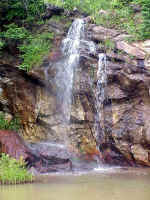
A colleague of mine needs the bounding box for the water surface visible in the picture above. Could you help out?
[1,169,150,200]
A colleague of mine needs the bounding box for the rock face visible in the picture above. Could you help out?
[0,21,150,168]
[89,24,150,166]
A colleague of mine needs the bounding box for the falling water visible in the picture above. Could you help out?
[56,19,85,123]
[56,18,96,124]
[94,53,107,144]
[55,18,97,161]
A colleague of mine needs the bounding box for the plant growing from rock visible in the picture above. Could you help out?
[0,113,21,132]
[0,153,33,184]
[19,32,54,71]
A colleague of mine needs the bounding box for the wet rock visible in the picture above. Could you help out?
[99,143,134,166]
[0,62,98,158]
[0,130,72,173]
[85,26,150,166]
[131,144,150,166]
[100,70,150,166]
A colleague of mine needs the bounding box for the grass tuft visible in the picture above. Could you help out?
[0,153,33,185]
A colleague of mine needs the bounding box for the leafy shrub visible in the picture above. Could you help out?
[0,0,45,22]
[2,23,29,40]
[0,113,21,132]
[0,23,29,53]
[0,153,33,184]
[137,0,150,39]
[19,32,54,71]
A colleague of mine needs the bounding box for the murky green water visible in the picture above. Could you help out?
[1,168,150,200]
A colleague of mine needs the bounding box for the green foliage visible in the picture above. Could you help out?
[47,0,148,41]
[0,0,149,69]
[0,113,21,131]
[104,39,115,51]
[0,0,26,21]
[0,40,5,52]
[46,0,64,7]
[19,32,54,71]
[63,0,80,10]
[2,23,29,40]
[47,0,110,13]
[0,153,33,184]
[92,0,150,41]
[112,0,133,7]
[0,0,45,22]
[136,0,150,39]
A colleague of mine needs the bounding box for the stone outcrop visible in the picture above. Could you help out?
[90,24,147,60]
[42,4,64,20]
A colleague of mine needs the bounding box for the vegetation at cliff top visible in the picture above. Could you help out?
[47,0,150,41]
[0,153,33,184]
[0,0,150,71]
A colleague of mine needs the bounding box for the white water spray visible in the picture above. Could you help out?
[55,19,85,123]
[95,53,107,143]
[56,18,96,124]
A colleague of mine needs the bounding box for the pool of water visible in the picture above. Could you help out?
[1,168,150,200]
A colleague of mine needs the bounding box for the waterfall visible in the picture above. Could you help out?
[94,53,107,144]
[53,18,98,166]
[56,18,96,124]
[55,19,85,123]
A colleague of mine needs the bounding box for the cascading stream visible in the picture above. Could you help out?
[57,18,85,123]
[95,53,107,146]
[54,18,101,167]
[55,18,96,125]
[54,18,87,149]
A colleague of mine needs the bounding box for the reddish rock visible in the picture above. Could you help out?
[0,130,29,160]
